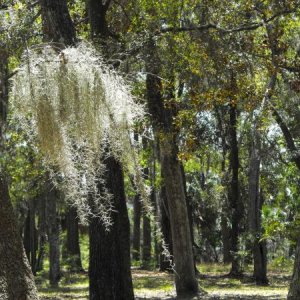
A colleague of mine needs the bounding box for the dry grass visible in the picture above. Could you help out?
[38,264,291,299]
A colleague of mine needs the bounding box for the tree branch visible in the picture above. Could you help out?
[158,8,298,35]
[271,107,300,171]
[104,0,112,10]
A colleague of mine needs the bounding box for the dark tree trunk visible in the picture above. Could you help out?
[288,235,300,300]
[89,156,134,300]
[248,133,268,285]
[228,104,243,277]
[0,49,39,300]
[142,213,152,269]
[221,214,232,264]
[145,38,198,296]
[141,167,152,268]
[132,193,141,261]
[46,182,61,287]
[65,206,82,272]
[36,194,47,272]
[272,107,300,171]
[159,184,173,272]
[23,199,38,275]
[24,207,31,263]
[151,186,160,267]
[39,0,77,45]
[86,2,135,299]
[87,0,110,39]
[0,177,39,300]
[215,106,232,264]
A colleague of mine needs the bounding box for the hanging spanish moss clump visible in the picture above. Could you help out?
[10,43,149,226]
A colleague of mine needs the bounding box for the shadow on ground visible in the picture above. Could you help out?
[38,268,290,299]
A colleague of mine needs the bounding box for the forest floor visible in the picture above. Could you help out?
[38,263,290,300]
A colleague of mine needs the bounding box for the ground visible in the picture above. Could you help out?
[37,264,290,300]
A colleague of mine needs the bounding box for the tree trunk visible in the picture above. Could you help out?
[142,213,152,269]
[65,206,83,272]
[39,0,77,45]
[0,49,39,300]
[36,193,47,272]
[151,186,160,267]
[86,2,135,299]
[228,104,243,277]
[0,177,39,300]
[160,136,198,295]
[248,133,268,285]
[39,0,77,286]
[46,181,61,287]
[132,193,141,261]
[141,167,152,268]
[272,107,300,171]
[23,199,38,275]
[215,106,232,264]
[288,235,300,300]
[221,214,232,264]
[273,109,300,298]
[24,207,31,263]
[181,164,199,272]
[89,156,134,300]
[86,0,110,39]
[145,38,198,296]
[159,184,173,271]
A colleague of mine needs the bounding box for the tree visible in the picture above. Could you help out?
[86,1,135,299]
[145,38,199,296]
[248,130,268,285]
[45,180,61,287]
[0,44,39,300]
[38,0,79,287]
[65,206,83,272]
[132,192,141,261]
[89,156,134,300]
[23,198,38,275]
[228,102,243,277]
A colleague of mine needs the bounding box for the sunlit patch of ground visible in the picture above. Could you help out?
[38,264,291,299]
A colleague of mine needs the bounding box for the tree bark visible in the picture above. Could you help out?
[65,206,83,272]
[160,136,199,295]
[145,38,198,296]
[36,192,47,272]
[272,107,300,171]
[216,107,232,264]
[132,193,141,261]
[273,109,300,297]
[89,156,134,300]
[39,0,77,45]
[87,0,110,39]
[142,213,152,268]
[46,181,61,287]
[288,235,300,300]
[86,2,135,299]
[228,104,243,277]
[142,167,152,268]
[159,184,173,271]
[0,49,39,300]
[24,207,31,264]
[248,133,268,285]
[221,214,232,264]
[23,199,38,275]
